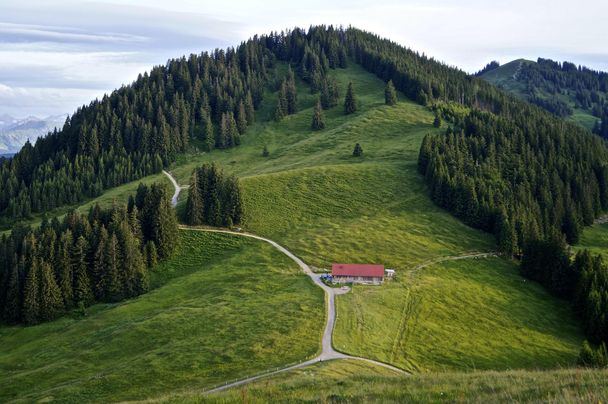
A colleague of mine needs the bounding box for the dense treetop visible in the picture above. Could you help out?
[0,182,178,325]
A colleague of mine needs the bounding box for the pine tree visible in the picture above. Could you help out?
[186,169,204,225]
[321,77,339,109]
[344,82,357,115]
[144,241,158,268]
[104,233,122,301]
[285,67,298,114]
[2,264,20,323]
[385,80,397,105]
[22,258,40,324]
[236,101,248,134]
[433,114,442,128]
[353,143,363,157]
[118,221,146,297]
[216,113,227,148]
[57,231,74,308]
[72,236,93,306]
[311,99,326,130]
[92,227,108,299]
[151,186,178,259]
[275,81,288,122]
[199,108,214,152]
[38,260,63,321]
[223,176,243,226]
[244,91,255,124]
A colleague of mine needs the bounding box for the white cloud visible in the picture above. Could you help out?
[0,22,148,43]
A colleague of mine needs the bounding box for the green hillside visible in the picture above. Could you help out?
[480,58,605,130]
[171,62,583,372]
[0,51,597,400]
[480,58,533,96]
[0,231,323,402]
[198,360,608,403]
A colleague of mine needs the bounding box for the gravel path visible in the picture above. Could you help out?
[161,170,407,393]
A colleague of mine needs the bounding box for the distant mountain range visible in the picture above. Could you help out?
[0,114,66,153]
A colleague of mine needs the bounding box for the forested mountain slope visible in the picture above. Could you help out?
[4,26,608,258]
[479,58,608,131]
[3,25,608,400]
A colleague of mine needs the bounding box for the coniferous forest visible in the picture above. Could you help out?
[0,40,266,221]
[0,183,177,325]
[185,164,243,227]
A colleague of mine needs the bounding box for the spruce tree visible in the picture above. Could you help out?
[385,80,397,105]
[150,185,178,259]
[3,264,20,323]
[353,143,363,157]
[217,113,228,149]
[285,67,298,114]
[72,236,93,306]
[118,221,146,297]
[344,82,357,115]
[236,101,248,134]
[433,114,442,128]
[57,231,74,308]
[39,261,63,321]
[244,91,255,124]
[22,258,40,324]
[92,227,108,299]
[104,233,122,301]
[311,99,326,130]
[144,241,158,268]
[186,169,204,225]
[199,108,214,151]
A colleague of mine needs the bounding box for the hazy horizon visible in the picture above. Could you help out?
[1,0,607,118]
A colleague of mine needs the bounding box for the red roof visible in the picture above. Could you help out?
[331,263,384,277]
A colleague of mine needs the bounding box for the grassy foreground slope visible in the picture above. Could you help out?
[335,258,582,372]
[0,231,323,402]
[198,360,608,403]
[169,62,583,371]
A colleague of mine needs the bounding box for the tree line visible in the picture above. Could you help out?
[520,239,608,366]
[185,164,243,227]
[0,183,178,325]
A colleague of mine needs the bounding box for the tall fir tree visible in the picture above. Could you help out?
[22,258,40,324]
[72,236,93,306]
[38,261,64,321]
[344,82,357,115]
[186,169,204,225]
[57,231,74,308]
[385,80,397,105]
[311,99,326,130]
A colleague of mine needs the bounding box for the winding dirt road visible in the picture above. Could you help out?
[164,169,501,394]
[162,170,187,207]
[163,171,408,394]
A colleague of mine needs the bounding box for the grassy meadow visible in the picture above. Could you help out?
[334,257,583,372]
[576,221,608,258]
[0,59,593,401]
[138,62,583,373]
[196,359,608,403]
[0,230,324,402]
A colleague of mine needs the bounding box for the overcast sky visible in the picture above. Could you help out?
[1,0,607,118]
